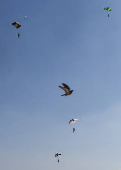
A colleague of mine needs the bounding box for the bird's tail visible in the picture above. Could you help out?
[61,94,65,96]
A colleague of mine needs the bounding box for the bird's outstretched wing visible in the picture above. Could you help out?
[59,86,69,94]
[62,83,70,90]
[59,86,67,91]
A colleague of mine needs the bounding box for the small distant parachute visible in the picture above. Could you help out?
[55,153,61,157]
[104,7,112,11]
[104,7,112,17]
[69,119,78,124]
[12,22,21,28]
[24,16,27,19]
[69,119,78,133]
[55,153,61,163]
[12,22,21,38]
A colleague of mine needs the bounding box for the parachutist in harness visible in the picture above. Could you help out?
[69,119,78,133]
[55,153,61,163]
[18,33,20,38]
[12,22,21,38]
[104,7,112,17]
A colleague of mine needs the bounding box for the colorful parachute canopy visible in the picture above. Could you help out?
[69,119,78,124]
[104,7,112,11]
[12,22,21,28]
[55,153,61,157]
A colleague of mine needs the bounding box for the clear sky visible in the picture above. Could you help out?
[1,0,121,170]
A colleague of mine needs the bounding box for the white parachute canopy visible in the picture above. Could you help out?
[69,119,78,124]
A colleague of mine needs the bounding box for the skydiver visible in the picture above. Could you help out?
[108,14,109,17]
[58,159,59,163]
[18,33,20,38]
[73,128,75,133]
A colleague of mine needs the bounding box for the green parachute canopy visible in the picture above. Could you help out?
[104,7,112,11]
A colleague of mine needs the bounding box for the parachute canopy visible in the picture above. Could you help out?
[55,153,61,157]
[69,119,78,124]
[12,22,21,28]
[104,7,112,11]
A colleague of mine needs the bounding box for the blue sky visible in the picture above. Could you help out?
[1,0,121,169]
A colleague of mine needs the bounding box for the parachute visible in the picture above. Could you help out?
[55,153,61,157]
[12,22,21,38]
[24,16,27,19]
[104,7,112,17]
[69,119,78,133]
[104,7,112,11]
[55,153,61,163]
[12,22,21,28]
[69,119,78,124]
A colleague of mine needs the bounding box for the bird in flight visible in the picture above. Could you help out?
[59,83,73,96]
